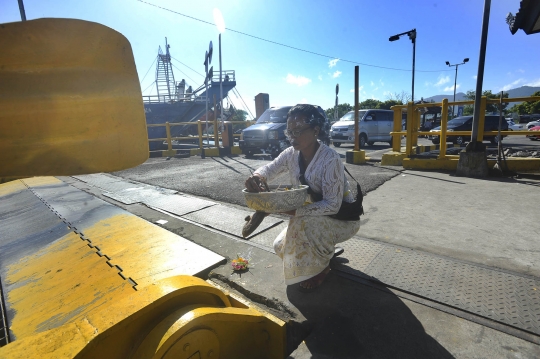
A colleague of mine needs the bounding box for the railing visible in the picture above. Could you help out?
[142,94,207,104]
[390,95,540,160]
[147,119,254,153]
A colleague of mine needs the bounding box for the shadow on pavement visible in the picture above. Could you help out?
[286,271,454,359]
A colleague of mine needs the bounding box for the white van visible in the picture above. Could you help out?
[329,109,393,147]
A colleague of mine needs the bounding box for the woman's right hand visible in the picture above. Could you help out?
[245,174,266,192]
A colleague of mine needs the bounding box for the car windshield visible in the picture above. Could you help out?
[447,118,470,126]
[256,108,290,124]
[340,111,366,121]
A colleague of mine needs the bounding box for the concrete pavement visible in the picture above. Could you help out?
[64,163,540,358]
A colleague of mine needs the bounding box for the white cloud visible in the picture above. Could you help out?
[435,75,450,87]
[318,75,323,81]
[374,87,379,91]
[286,74,311,86]
[473,75,477,80]
[332,71,342,78]
[499,78,524,91]
[300,98,308,103]
[350,85,364,93]
[518,69,525,73]
[328,58,339,68]
[525,78,540,87]
[370,81,375,86]
[443,84,460,92]
[379,79,385,86]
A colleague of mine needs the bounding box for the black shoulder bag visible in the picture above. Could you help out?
[298,156,364,221]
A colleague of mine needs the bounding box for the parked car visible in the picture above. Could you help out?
[526,119,540,129]
[527,125,540,141]
[429,115,509,145]
[239,105,330,157]
[330,109,393,148]
[506,119,526,131]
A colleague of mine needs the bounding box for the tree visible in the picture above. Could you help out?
[386,91,411,104]
[462,90,509,115]
[229,109,249,132]
[378,99,403,110]
[359,99,382,109]
[325,103,353,121]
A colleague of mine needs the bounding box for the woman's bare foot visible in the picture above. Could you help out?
[298,266,330,292]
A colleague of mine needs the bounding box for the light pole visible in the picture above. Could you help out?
[445,58,469,117]
[204,42,213,151]
[389,29,416,104]
[213,9,226,139]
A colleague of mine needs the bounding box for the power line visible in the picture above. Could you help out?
[140,54,158,85]
[137,0,452,73]
[142,80,156,95]
[233,88,254,119]
[171,56,205,78]
[171,63,197,85]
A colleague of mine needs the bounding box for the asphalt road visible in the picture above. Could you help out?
[112,152,400,208]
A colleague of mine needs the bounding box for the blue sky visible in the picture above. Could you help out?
[2,0,539,118]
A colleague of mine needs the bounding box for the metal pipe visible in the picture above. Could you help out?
[354,66,359,151]
[18,0,26,21]
[471,0,491,147]
[219,34,224,144]
[453,65,458,116]
[411,32,416,104]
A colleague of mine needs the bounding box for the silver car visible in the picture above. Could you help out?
[329,109,393,147]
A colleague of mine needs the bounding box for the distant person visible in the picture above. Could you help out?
[244,104,361,292]
[224,74,230,82]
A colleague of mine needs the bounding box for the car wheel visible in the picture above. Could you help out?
[454,136,465,145]
[431,138,440,145]
[359,134,367,148]
[367,141,374,146]
[333,142,341,147]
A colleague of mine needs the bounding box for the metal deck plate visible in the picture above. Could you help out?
[146,195,217,217]
[183,205,283,238]
[333,236,540,335]
[246,222,288,248]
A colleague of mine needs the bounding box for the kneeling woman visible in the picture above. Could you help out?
[245,104,361,291]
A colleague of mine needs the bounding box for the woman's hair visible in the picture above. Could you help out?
[287,104,330,142]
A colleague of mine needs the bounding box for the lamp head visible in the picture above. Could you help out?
[389,35,400,41]
[445,61,450,66]
[463,58,469,63]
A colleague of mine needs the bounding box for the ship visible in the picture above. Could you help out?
[143,39,237,151]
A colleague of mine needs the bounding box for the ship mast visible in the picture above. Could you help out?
[155,37,176,102]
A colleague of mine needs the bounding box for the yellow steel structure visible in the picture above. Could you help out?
[0,18,286,358]
[383,95,540,171]
[0,18,149,177]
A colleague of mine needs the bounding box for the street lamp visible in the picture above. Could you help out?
[389,29,416,104]
[445,58,469,117]
[213,8,226,138]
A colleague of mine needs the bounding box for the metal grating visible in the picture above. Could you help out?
[183,205,283,238]
[0,277,8,346]
[333,237,540,335]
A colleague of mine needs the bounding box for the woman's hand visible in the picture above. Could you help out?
[245,174,266,193]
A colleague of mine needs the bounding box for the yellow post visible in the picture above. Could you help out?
[198,120,203,149]
[213,95,219,147]
[477,96,487,143]
[412,108,419,147]
[438,98,448,160]
[406,102,414,156]
[165,122,173,152]
[392,107,401,152]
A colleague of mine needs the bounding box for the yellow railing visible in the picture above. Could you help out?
[146,120,255,153]
[390,95,540,160]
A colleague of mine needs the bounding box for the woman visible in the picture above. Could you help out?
[245,104,361,291]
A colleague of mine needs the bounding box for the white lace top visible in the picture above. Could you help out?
[254,143,355,217]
